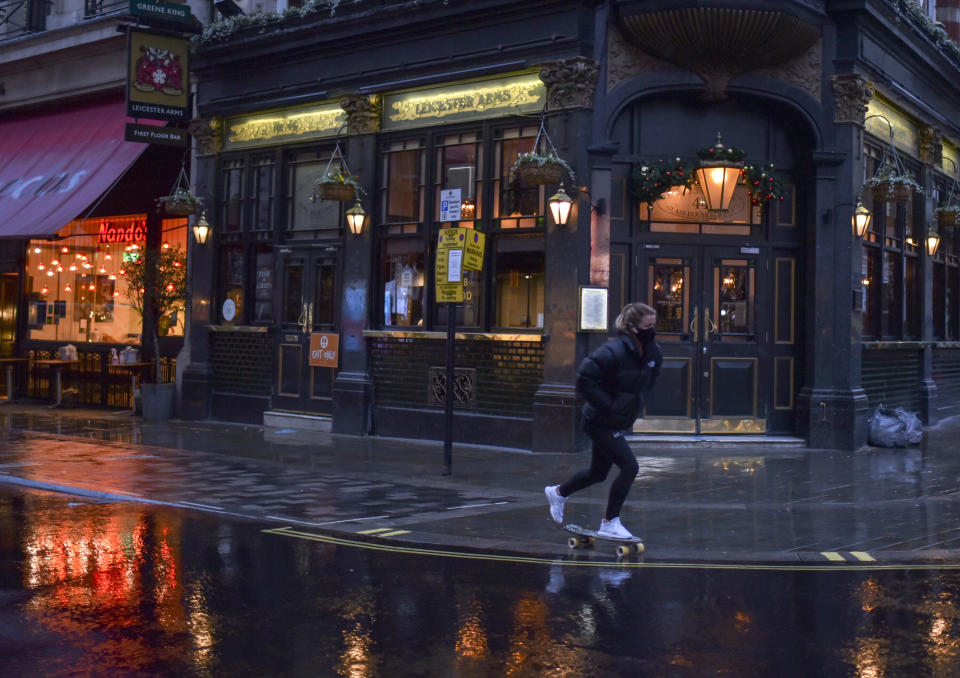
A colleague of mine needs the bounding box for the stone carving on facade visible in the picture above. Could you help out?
[607,25,675,92]
[340,94,381,134]
[831,74,873,126]
[754,39,822,103]
[918,125,943,166]
[188,118,222,156]
[539,57,599,109]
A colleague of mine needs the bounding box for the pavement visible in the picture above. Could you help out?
[2,402,960,567]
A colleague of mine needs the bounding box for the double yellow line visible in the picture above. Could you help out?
[263,526,960,572]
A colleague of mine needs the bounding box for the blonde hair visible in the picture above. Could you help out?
[615,302,656,333]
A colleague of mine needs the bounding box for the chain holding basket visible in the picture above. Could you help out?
[509,115,575,187]
[864,114,922,204]
[157,163,203,216]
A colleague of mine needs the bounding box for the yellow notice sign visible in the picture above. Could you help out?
[438,227,469,249]
[462,229,485,271]
[436,282,465,303]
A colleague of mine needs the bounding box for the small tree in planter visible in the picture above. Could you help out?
[121,244,187,418]
[865,163,922,204]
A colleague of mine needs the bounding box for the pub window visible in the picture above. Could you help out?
[220,245,245,323]
[253,246,274,323]
[250,156,275,236]
[931,177,960,340]
[220,158,245,236]
[380,238,425,327]
[286,147,342,238]
[494,235,545,329]
[383,139,425,234]
[25,215,188,344]
[495,126,542,229]
[861,147,922,340]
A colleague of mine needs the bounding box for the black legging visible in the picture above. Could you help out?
[558,418,640,520]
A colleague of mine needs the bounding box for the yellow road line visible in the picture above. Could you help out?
[850,552,876,562]
[357,528,393,535]
[262,527,960,572]
[378,530,411,537]
[821,552,845,562]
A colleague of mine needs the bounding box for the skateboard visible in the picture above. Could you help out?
[564,524,645,557]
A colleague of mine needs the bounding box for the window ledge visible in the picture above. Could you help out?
[363,330,543,342]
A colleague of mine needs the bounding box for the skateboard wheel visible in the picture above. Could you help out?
[616,545,630,558]
[586,537,595,547]
[635,543,645,554]
[568,537,580,549]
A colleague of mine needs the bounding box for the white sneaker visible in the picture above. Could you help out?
[545,485,566,524]
[597,517,634,540]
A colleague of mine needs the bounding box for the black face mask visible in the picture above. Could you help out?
[635,328,656,343]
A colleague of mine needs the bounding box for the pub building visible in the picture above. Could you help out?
[177,0,960,452]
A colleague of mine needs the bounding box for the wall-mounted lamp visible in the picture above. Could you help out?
[460,198,476,220]
[192,211,210,244]
[548,185,573,226]
[695,133,742,212]
[927,228,941,256]
[346,203,367,235]
[852,198,872,238]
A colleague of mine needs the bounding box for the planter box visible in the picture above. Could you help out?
[141,382,175,420]
[160,198,200,216]
[318,182,356,201]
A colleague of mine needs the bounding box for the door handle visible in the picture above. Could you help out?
[704,308,717,343]
[689,305,698,340]
[307,302,314,330]
[298,303,308,333]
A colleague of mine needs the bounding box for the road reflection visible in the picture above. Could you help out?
[4,488,960,677]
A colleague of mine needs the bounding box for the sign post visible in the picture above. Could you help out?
[435,227,485,475]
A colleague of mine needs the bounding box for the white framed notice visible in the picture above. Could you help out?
[579,286,608,332]
[439,188,462,222]
[447,248,463,282]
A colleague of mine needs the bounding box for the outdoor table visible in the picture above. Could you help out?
[111,361,155,414]
[0,357,26,403]
[32,359,81,408]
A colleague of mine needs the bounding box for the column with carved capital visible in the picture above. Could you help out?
[179,118,222,419]
[540,57,599,110]
[332,99,378,434]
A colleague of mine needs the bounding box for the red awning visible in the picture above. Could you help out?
[0,99,162,238]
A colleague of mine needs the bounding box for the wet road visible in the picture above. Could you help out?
[2,487,960,677]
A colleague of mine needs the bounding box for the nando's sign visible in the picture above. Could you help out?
[98,219,147,243]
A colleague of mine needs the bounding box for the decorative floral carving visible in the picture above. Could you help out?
[540,57,599,110]
[188,118,222,156]
[831,74,873,126]
[918,125,943,166]
[339,94,381,134]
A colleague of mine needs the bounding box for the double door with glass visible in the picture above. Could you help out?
[637,245,798,434]
[273,250,340,414]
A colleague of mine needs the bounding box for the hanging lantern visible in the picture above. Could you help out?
[852,198,872,238]
[695,133,743,211]
[548,185,573,226]
[345,203,367,235]
[192,211,210,245]
[927,229,941,256]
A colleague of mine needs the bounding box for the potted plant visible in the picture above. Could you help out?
[936,203,960,229]
[157,187,204,216]
[631,157,690,207]
[509,151,576,186]
[121,244,187,419]
[316,168,366,202]
[866,163,922,204]
[741,163,785,207]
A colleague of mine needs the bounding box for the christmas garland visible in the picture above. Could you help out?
[696,142,746,163]
[631,157,690,205]
[741,163,785,206]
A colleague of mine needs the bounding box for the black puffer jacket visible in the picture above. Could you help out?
[576,332,663,430]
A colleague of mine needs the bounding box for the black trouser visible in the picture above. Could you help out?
[558,418,639,521]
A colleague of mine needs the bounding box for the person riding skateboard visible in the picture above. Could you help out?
[544,302,662,539]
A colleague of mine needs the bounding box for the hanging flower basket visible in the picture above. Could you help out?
[318,181,356,202]
[937,205,960,228]
[514,157,566,185]
[508,121,577,187]
[870,181,915,204]
[157,189,203,216]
